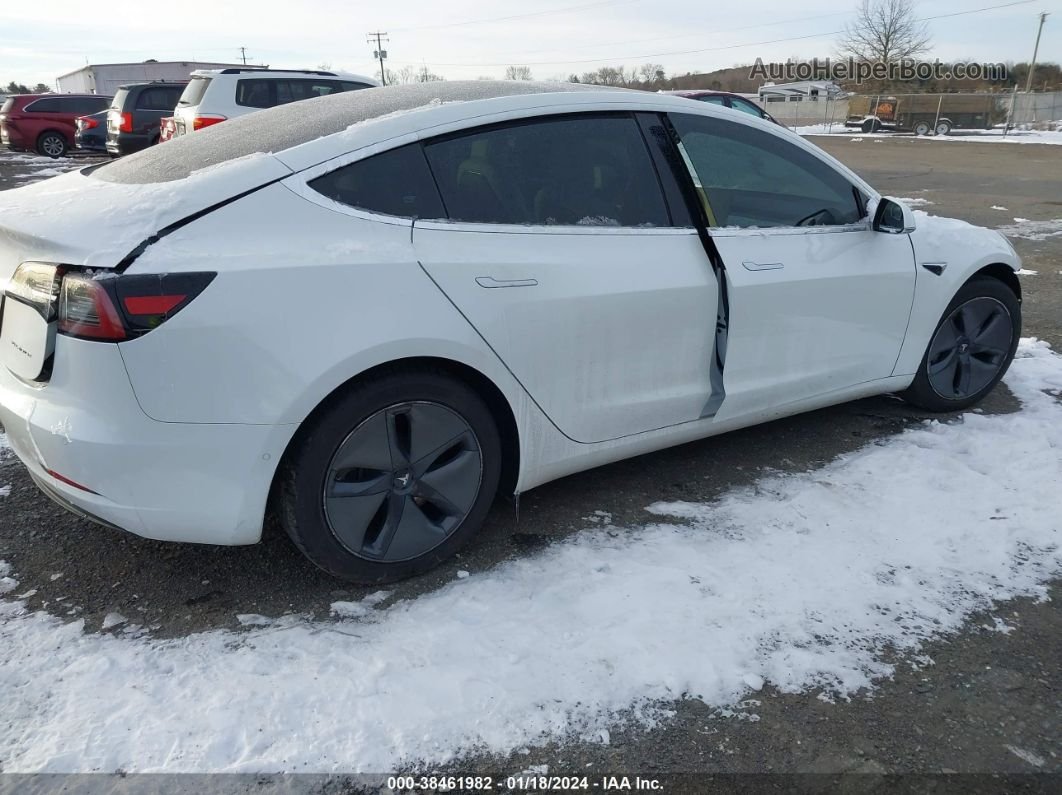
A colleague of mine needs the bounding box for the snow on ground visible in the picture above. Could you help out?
[1,340,1061,773]
[995,218,1062,242]
[795,125,1062,145]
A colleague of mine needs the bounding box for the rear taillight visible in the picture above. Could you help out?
[57,272,215,342]
[192,115,226,131]
[119,112,133,133]
[58,276,126,340]
[77,115,99,130]
[6,262,64,321]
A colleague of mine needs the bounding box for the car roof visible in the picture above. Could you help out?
[91,80,832,187]
[117,81,188,90]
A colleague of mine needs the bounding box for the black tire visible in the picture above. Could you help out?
[934,120,953,136]
[861,118,881,133]
[36,131,67,158]
[900,276,1021,412]
[913,121,931,136]
[278,368,502,583]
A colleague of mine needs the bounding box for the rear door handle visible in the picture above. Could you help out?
[742,261,784,271]
[475,276,539,288]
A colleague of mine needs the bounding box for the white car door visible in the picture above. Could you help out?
[413,113,723,444]
[667,112,917,420]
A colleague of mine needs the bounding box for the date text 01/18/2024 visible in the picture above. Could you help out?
[386,775,664,791]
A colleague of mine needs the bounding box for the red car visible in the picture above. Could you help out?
[158,116,177,143]
[665,90,782,126]
[0,93,112,157]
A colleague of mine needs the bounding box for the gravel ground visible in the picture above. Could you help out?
[0,138,1059,785]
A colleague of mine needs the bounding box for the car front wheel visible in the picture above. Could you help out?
[278,369,502,583]
[37,131,67,158]
[901,276,1021,412]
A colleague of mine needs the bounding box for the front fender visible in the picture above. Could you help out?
[892,213,1020,376]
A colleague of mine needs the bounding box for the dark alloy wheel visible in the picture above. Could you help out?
[279,369,502,583]
[901,276,1021,412]
[324,401,483,563]
[926,297,1012,400]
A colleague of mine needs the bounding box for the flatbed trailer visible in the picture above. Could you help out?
[845,94,1007,135]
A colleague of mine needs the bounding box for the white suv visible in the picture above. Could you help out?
[172,68,379,137]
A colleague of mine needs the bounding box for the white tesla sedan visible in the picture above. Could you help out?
[0,82,1021,583]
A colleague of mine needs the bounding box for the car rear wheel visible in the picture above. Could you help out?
[900,276,1020,412]
[861,119,882,133]
[37,131,67,158]
[913,121,931,136]
[934,120,953,136]
[278,369,502,583]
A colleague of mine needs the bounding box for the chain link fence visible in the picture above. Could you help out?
[748,92,1062,133]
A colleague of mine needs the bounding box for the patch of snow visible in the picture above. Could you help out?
[456,570,470,580]
[100,612,127,630]
[1017,269,1038,276]
[996,218,1062,242]
[329,590,392,619]
[0,485,10,498]
[982,616,1015,634]
[1,340,1061,772]
[991,206,1009,211]
[1004,744,1045,767]
[797,127,1062,145]
[235,614,272,627]
[895,197,933,207]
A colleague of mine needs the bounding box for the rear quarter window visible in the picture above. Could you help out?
[308,143,445,219]
[24,97,62,113]
[112,89,130,111]
[0,98,14,114]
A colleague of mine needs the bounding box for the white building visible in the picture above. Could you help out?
[55,60,255,95]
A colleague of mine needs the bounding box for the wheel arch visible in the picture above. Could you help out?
[973,262,1021,302]
[269,355,521,511]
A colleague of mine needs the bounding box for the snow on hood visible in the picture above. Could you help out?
[0,152,290,279]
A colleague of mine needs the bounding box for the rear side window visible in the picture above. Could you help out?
[422,114,670,227]
[24,97,62,113]
[698,96,727,106]
[730,97,767,118]
[236,79,275,108]
[111,89,130,111]
[178,77,212,106]
[308,143,445,219]
[137,88,181,110]
[237,78,369,108]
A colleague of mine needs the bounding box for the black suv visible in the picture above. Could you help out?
[106,82,186,156]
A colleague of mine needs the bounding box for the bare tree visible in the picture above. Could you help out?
[386,65,445,84]
[638,63,667,87]
[838,0,931,62]
[505,65,534,80]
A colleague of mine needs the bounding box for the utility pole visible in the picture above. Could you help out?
[239,46,251,66]
[367,32,389,85]
[1024,12,1049,93]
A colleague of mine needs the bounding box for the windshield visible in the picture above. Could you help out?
[178,77,211,107]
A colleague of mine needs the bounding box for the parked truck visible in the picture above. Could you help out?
[845,93,1008,135]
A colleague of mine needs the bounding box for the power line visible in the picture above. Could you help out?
[238,46,252,66]
[389,0,638,33]
[398,0,1038,69]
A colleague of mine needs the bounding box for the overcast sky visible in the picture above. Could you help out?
[1,0,1057,87]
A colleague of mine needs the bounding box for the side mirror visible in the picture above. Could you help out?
[873,197,916,234]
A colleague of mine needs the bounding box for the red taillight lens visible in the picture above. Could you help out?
[56,271,215,342]
[192,115,226,131]
[77,115,98,130]
[119,112,133,133]
[58,275,127,340]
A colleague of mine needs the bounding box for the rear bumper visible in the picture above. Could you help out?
[106,132,152,156]
[0,335,295,545]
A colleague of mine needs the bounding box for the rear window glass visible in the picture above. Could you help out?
[178,77,211,107]
[111,89,130,111]
[309,143,445,219]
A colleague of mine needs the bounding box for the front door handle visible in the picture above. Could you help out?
[475,276,539,288]
[742,261,784,272]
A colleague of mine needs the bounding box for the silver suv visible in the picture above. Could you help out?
[172,68,379,137]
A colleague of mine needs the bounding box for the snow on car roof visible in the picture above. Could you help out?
[90,81,604,185]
